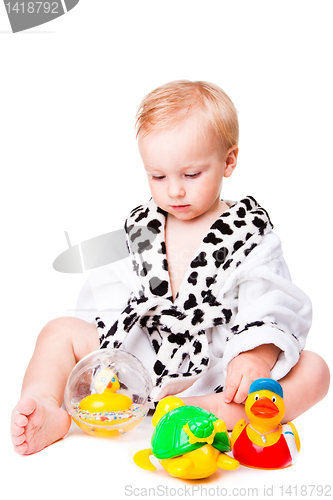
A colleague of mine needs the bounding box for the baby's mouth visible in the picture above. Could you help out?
[171,205,190,211]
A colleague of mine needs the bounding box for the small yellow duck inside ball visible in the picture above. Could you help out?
[64,348,152,438]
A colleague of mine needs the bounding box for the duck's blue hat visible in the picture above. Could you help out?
[249,378,283,398]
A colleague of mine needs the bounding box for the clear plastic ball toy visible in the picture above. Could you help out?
[64,348,153,438]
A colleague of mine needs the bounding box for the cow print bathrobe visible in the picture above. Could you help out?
[77,196,311,402]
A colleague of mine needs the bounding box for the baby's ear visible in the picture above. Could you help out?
[224,146,238,177]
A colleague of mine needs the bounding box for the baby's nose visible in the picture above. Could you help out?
[168,180,185,198]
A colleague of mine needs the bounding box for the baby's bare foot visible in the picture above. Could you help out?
[182,393,246,431]
[11,397,71,455]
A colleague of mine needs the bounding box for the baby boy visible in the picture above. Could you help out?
[11,80,329,455]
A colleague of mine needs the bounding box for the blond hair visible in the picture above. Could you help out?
[136,80,239,150]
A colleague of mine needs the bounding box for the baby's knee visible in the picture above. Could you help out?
[38,317,95,345]
[37,317,99,359]
[38,317,77,341]
[300,350,330,400]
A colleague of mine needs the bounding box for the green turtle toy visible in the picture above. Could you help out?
[133,397,239,479]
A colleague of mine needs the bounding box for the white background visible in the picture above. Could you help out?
[1,1,332,498]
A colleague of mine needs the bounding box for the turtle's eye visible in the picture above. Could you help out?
[254,394,259,401]
[272,396,277,403]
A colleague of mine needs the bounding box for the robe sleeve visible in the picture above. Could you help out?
[221,232,312,380]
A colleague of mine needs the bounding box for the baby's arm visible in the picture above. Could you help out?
[224,344,281,404]
[221,233,312,405]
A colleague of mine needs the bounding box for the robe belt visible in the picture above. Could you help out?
[138,300,228,337]
[112,297,230,385]
[98,295,228,400]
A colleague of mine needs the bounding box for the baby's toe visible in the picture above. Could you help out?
[12,423,25,437]
[15,413,28,427]
[12,433,26,446]
[16,397,37,416]
[14,441,28,455]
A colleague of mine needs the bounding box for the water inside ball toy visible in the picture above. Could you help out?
[64,348,152,438]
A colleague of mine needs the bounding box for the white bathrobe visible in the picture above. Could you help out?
[76,196,311,401]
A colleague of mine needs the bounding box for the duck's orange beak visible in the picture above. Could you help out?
[250,397,279,418]
[107,381,113,389]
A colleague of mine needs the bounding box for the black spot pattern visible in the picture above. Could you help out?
[184,293,198,310]
[211,219,234,235]
[135,207,149,222]
[137,239,153,254]
[191,252,208,268]
[213,247,229,268]
[154,360,167,376]
[232,241,244,254]
[167,333,187,346]
[147,219,162,234]
[149,277,169,296]
[253,216,267,235]
[188,271,198,285]
[141,261,152,276]
[234,219,247,228]
[206,275,217,287]
[203,232,223,245]
[192,309,204,325]
[193,340,203,355]
[237,207,246,218]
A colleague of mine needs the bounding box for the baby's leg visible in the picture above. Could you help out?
[276,350,330,422]
[11,317,99,455]
[182,350,330,429]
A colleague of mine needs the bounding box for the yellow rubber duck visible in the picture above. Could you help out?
[134,397,239,480]
[79,369,132,413]
[231,378,300,469]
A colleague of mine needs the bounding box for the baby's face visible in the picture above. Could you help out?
[138,116,237,221]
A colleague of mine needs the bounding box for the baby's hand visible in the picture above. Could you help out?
[224,344,280,404]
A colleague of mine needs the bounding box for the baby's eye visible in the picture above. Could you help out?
[152,175,165,180]
[185,172,201,178]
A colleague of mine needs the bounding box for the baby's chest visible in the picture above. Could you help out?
[165,231,203,298]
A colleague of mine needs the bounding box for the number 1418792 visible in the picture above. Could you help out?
[5,2,60,14]
[279,485,331,496]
